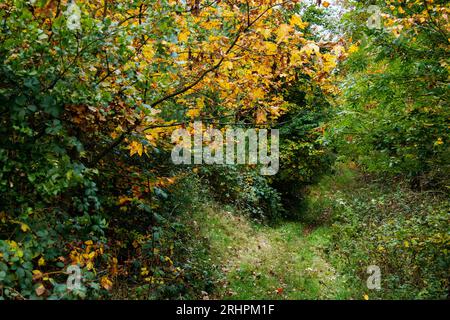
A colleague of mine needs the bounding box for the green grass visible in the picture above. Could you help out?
[193,205,352,299]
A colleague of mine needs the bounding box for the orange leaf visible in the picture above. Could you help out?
[256,109,267,124]
[129,141,144,157]
[101,276,113,290]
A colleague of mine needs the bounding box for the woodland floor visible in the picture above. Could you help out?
[193,206,353,300]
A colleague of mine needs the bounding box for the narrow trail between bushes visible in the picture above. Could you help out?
[195,206,349,299]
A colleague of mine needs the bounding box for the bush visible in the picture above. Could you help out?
[305,164,450,299]
[332,0,450,190]
[199,165,283,222]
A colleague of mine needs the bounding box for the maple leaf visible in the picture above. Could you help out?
[129,141,144,157]
[290,15,308,29]
[276,24,292,43]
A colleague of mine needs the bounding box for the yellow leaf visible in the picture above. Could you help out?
[142,43,155,60]
[222,60,233,70]
[20,223,30,233]
[6,240,18,248]
[269,106,281,118]
[196,97,205,109]
[101,276,113,290]
[257,27,272,39]
[290,49,303,66]
[348,44,359,54]
[256,109,267,124]
[404,241,410,248]
[264,41,278,55]
[187,108,201,119]
[276,24,292,43]
[32,270,43,281]
[84,240,93,245]
[289,15,308,29]
[118,196,132,206]
[252,87,265,100]
[129,141,144,157]
[201,20,220,30]
[363,294,369,300]
[38,257,46,266]
[178,30,190,43]
[322,1,330,8]
[141,267,149,276]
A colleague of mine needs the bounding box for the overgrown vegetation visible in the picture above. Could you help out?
[304,163,449,299]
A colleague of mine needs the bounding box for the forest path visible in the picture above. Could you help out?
[194,206,348,299]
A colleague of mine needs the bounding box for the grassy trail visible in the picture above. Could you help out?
[194,206,351,299]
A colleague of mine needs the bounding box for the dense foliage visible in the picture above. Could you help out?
[0,0,448,300]
[304,164,449,299]
[332,0,449,189]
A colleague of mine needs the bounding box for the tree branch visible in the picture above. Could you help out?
[89,0,292,165]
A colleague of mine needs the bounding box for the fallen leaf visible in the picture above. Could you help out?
[35,284,46,296]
